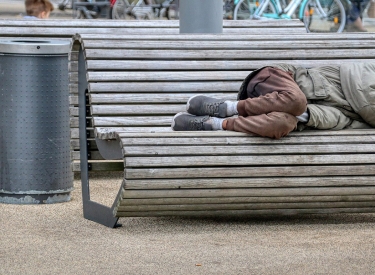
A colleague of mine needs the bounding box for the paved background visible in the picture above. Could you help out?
[1,0,375,30]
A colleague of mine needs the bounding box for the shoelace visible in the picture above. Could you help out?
[204,102,222,116]
[188,117,205,130]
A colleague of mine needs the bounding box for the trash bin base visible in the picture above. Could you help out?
[0,190,72,204]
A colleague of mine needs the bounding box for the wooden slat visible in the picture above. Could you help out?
[89,82,241,92]
[119,134,375,145]
[89,93,236,104]
[86,59,374,71]
[89,128,375,142]
[0,26,307,37]
[119,195,375,205]
[93,116,173,126]
[117,201,375,212]
[124,176,375,190]
[87,71,247,82]
[123,144,375,156]
[125,165,375,179]
[125,154,375,167]
[84,49,375,60]
[0,19,305,28]
[95,127,173,140]
[115,207,375,217]
[91,105,183,115]
[117,129,375,138]
[82,40,375,49]
[79,33,375,41]
[71,128,94,139]
[121,186,375,199]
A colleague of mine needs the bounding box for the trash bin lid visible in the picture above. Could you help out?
[0,39,70,55]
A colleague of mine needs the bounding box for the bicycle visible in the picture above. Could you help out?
[75,0,107,18]
[58,0,112,18]
[233,0,349,33]
[111,0,178,20]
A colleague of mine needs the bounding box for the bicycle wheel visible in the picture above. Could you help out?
[233,0,259,20]
[301,0,346,32]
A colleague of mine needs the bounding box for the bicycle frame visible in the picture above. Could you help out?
[237,0,349,33]
[254,0,309,19]
[255,0,350,22]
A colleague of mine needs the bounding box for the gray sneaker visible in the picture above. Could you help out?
[171,112,213,131]
[187,95,228,117]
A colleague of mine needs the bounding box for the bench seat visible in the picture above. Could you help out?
[70,32,375,227]
[113,130,375,217]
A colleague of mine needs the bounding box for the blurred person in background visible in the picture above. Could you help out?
[346,0,370,32]
[24,0,54,19]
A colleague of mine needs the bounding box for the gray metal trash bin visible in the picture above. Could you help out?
[0,40,73,204]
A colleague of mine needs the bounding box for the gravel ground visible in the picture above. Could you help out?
[1,171,375,275]
[0,0,375,31]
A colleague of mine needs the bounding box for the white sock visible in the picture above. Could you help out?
[225,101,238,116]
[296,111,309,123]
[208,117,224,130]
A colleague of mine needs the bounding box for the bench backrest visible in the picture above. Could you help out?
[0,19,306,38]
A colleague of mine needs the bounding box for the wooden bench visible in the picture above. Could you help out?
[70,32,375,227]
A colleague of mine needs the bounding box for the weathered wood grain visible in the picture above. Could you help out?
[117,201,375,212]
[124,176,375,190]
[125,154,375,167]
[118,195,375,205]
[86,71,247,82]
[81,40,375,49]
[0,19,305,28]
[89,82,241,93]
[115,208,375,217]
[123,144,375,156]
[78,33,375,41]
[125,165,375,179]
[121,186,375,199]
[0,27,307,36]
[84,48,375,60]
[86,59,372,71]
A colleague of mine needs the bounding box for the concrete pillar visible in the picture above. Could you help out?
[179,0,223,34]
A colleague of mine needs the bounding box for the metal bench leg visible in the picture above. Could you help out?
[78,47,119,228]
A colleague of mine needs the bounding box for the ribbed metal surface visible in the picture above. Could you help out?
[0,40,73,204]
